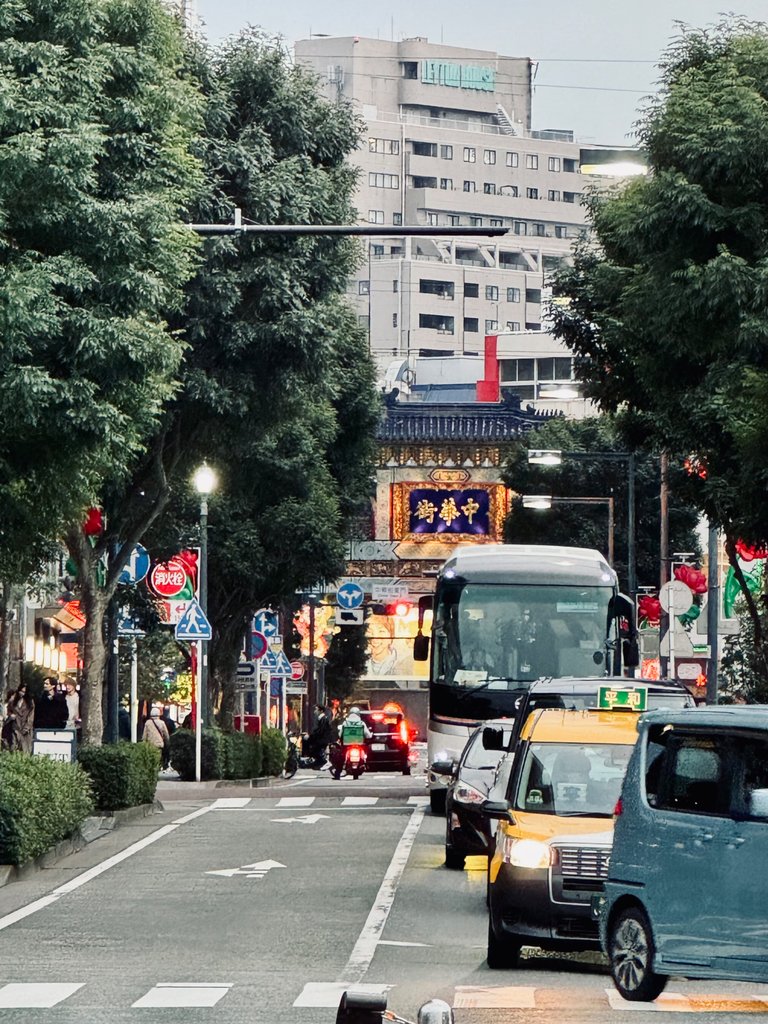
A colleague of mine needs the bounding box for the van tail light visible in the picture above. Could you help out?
[399,720,409,744]
[614,797,623,817]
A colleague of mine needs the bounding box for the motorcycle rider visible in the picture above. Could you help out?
[305,704,334,769]
[330,706,372,779]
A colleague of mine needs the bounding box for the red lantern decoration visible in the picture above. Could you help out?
[82,507,103,536]
[735,539,768,562]
[674,563,707,594]
[637,595,662,626]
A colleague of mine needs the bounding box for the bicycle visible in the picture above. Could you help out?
[281,733,300,779]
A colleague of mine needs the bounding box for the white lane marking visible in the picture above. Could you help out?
[133,983,232,1008]
[378,940,431,947]
[211,798,251,808]
[454,986,537,1009]
[606,989,759,1012]
[206,859,285,879]
[51,824,180,895]
[293,982,392,1008]
[408,796,429,806]
[0,895,60,934]
[342,797,378,806]
[336,805,425,985]
[277,796,315,807]
[173,806,215,824]
[271,814,330,824]
[0,983,84,1008]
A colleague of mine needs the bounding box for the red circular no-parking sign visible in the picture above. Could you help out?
[148,557,188,598]
[290,660,305,681]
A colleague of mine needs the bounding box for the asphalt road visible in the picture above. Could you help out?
[0,757,765,1024]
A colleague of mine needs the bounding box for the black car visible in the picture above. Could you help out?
[359,709,412,774]
[482,675,695,758]
[437,718,517,870]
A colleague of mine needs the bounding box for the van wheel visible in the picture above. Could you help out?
[487,916,521,969]
[430,789,446,815]
[609,907,668,1002]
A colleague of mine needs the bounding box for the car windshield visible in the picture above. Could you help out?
[514,741,634,816]
[464,726,515,770]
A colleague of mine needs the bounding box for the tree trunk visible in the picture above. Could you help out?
[0,581,15,695]
[211,612,249,731]
[79,585,109,745]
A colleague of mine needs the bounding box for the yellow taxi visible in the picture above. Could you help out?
[484,701,641,968]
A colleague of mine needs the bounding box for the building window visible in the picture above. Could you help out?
[470,216,483,227]
[485,285,499,301]
[490,218,503,226]
[392,313,398,327]
[463,147,476,163]
[526,322,541,331]
[448,214,460,225]
[563,191,580,203]
[507,287,521,302]
[393,212,403,225]
[513,221,527,235]
[463,180,476,192]
[464,317,479,333]
[401,61,418,79]
[413,175,438,189]
[369,138,400,155]
[526,154,539,169]
[548,156,561,172]
[358,281,370,295]
[371,244,384,256]
[538,356,573,381]
[413,141,438,157]
[440,178,453,190]
[358,314,370,328]
[390,246,402,256]
[440,144,453,159]
[501,185,519,198]
[564,158,578,172]
[419,279,455,299]
[485,319,499,333]
[548,189,561,201]
[526,288,542,304]
[533,222,546,236]
[393,280,399,292]
[506,152,519,168]
[505,321,521,331]
[419,313,455,333]
[368,210,384,224]
[369,172,400,188]
[555,225,568,238]
[483,182,496,194]
[427,212,439,225]
[527,187,539,199]
[483,149,497,165]
[465,282,479,298]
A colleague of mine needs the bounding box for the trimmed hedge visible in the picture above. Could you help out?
[0,752,94,866]
[261,728,287,777]
[79,742,160,811]
[169,728,276,781]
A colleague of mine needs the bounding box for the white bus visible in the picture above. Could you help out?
[414,544,637,812]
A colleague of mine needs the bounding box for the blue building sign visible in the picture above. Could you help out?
[408,488,491,537]
[421,60,495,92]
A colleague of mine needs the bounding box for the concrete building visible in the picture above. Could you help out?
[295,36,589,375]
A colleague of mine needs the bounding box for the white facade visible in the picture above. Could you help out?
[295,36,589,374]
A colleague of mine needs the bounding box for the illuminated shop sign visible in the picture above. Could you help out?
[421,60,495,92]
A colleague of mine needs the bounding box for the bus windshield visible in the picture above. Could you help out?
[433,582,612,689]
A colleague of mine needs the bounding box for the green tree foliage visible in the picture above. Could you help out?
[503,417,700,590]
[324,623,369,704]
[550,18,768,658]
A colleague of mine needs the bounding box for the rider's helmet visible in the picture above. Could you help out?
[349,706,361,716]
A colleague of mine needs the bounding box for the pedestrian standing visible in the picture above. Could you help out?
[5,683,35,753]
[35,677,67,730]
[142,706,171,768]
[63,678,80,730]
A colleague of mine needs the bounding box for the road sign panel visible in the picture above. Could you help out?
[336,607,365,625]
[261,649,277,670]
[117,609,146,637]
[119,544,151,586]
[251,631,268,659]
[337,581,364,609]
[253,609,279,637]
[174,598,212,641]
[273,651,292,677]
[149,557,188,598]
[371,582,409,601]
[290,660,304,681]
[236,661,258,679]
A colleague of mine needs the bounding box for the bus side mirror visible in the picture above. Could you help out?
[623,637,640,669]
[414,633,430,662]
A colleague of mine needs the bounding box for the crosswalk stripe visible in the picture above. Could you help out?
[454,985,537,1009]
[293,982,392,1008]
[0,983,84,1008]
[408,796,429,806]
[132,983,232,1008]
[211,798,251,808]
[276,796,315,807]
[341,796,379,806]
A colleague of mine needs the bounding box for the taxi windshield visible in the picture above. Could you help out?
[514,741,634,817]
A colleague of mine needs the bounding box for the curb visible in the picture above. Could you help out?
[0,799,164,889]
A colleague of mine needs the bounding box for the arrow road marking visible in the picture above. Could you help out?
[206,860,285,880]
[271,814,330,824]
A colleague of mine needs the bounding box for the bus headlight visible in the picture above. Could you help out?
[502,837,552,869]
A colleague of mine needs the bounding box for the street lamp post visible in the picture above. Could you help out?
[521,495,615,566]
[527,449,636,598]
[193,464,217,781]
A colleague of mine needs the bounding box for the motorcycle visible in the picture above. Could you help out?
[331,742,368,780]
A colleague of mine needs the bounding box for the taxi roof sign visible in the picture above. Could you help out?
[598,685,648,712]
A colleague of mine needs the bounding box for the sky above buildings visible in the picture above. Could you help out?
[194,1,768,145]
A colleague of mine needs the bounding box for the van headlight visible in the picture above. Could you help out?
[502,837,552,869]
[453,782,485,805]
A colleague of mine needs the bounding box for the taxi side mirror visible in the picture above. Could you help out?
[481,798,511,820]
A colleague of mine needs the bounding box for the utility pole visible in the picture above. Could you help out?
[706,524,720,704]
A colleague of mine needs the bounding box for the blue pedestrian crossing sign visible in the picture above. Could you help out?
[337,582,364,609]
[175,598,212,641]
[253,609,279,637]
[261,649,278,671]
[273,651,293,677]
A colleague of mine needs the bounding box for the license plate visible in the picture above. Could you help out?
[371,743,386,751]
[591,893,605,921]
